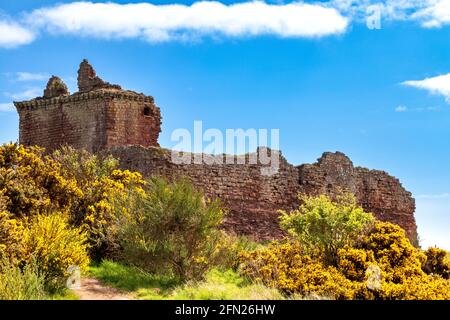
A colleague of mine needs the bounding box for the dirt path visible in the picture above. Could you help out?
[72,278,134,300]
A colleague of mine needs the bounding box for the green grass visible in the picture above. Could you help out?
[48,289,79,300]
[163,269,284,300]
[89,260,178,295]
[89,260,283,300]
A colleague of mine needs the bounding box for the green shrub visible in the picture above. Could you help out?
[0,257,47,300]
[279,192,374,265]
[119,177,224,281]
[211,232,260,271]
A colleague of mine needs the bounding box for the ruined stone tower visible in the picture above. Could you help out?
[13,60,418,243]
[14,59,161,153]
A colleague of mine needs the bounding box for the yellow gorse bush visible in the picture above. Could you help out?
[240,220,450,300]
[0,144,145,257]
[239,241,373,299]
[241,193,450,300]
[0,144,83,217]
[337,246,375,281]
[423,247,450,279]
[51,147,145,257]
[0,190,25,265]
[23,213,90,289]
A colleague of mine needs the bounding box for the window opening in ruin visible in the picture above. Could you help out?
[144,106,152,116]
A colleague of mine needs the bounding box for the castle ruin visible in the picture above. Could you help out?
[15,60,161,153]
[14,60,418,243]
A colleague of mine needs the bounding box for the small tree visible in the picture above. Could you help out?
[279,192,374,265]
[119,177,224,281]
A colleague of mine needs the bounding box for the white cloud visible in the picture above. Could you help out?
[402,73,450,103]
[15,72,48,82]
[1,1,450,48]
[0,20,35,48]
[0,103,15,112]
[395,105,408,112]
[26,1,349,42]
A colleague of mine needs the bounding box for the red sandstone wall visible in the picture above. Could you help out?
[109,146,418,243]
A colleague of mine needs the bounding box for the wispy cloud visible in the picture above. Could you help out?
[395,105,441,112]
[402,73,450,103]
[0,19,35,48]
[15,72,48,82]
[5,88,41,101]
[0,103,15,112]
[329,0,450,27]
[395,105,408,112]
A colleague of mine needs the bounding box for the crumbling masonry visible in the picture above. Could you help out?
[14,60,418,243]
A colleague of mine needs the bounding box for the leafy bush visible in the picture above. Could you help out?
[119,177,224,281]
[23,213,90,290]
[279,192,374,265]
[211,232,260,271]
[0,257,47,300]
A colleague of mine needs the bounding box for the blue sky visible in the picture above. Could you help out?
[1,0,450,249]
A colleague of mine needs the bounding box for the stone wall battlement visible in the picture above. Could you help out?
[15,89,155,110]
